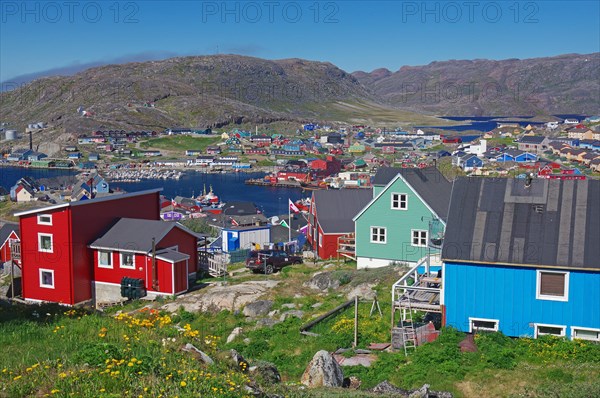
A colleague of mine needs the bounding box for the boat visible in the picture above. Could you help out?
[195,185,225,213]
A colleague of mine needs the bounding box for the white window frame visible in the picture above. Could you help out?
[411,229,428,247]
[370,226,386,244]
[39,268,55,289]
[318,234,323,247]
[391,193,408,210]
[534,323,566,338]
[97,250,113,269]
[536,270,569,302]
[37,214,52,225]
[469,317,499,333]
[571,326,600,342]
[38,233,53,253]
[119,252,135,269]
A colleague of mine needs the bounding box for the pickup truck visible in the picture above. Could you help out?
[245,250,303,274]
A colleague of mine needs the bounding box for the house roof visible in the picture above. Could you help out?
[155,248,190,263]
[442,178,600,271]
[270,224,301,243]
[518,135,546,144]
[313,189,373,234]
[370,167,452,221]
[14,188,163,217]
[89,218,199,253]
[0,223,19,247]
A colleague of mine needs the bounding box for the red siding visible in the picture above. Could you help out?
[0,231,18,262]
[69,192,161,303]
[174,261,188,293]
[20,191,161,305]
[20,208,73,304]
[158,227,197,273]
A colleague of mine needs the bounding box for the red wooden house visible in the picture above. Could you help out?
[89,218,197,297]
[15,189,199,306]
[307,189,372,259]
[0,223,20,264]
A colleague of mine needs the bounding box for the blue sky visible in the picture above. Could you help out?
[1,1,599,83]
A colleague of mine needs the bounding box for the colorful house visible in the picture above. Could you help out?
[441,178,600,339]
[89,218,198,298]
[14,189,199,306]
[307,189,372,259]
[353,167,452,269]
[0,223,20,264]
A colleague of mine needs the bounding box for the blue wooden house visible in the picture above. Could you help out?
[457,154,484,171]
[441,178,600,340]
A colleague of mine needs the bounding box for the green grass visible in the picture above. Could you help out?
[139,135,221,152]
[2,264,600,397]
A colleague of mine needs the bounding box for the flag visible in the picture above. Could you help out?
[280,220,289,228]
[289,199,300,213]
[230,217,239,226]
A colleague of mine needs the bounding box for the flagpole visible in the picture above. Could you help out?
[288,198,291,244]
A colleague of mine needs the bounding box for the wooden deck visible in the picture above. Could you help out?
[391,261,443,329]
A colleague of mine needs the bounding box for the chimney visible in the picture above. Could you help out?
[29,131,33,150]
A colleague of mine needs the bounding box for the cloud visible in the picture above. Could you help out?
[0,51,181,90]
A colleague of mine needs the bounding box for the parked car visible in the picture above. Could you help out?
[245,250,302,274]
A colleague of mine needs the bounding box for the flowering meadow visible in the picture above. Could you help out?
[0,304,251,397]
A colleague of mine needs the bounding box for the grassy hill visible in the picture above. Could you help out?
[1,262,599,397]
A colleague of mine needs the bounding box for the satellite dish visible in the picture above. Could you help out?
[270,216,280,224]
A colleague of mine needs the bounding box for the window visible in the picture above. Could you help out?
[469,317,499,332]
[38,233,53,253]
[98,251,112,269]
[39,269,54,288]
[318,234,323,247]
[535,323,566,338]
[411,230,428,247]
[120,252,135,269]
[391,193,408,210]
[370,227,386,244]
[37,214,52,225]
[536,270,569,301]
[571,327,600,342]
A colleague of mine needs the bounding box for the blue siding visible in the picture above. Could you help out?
[444,262,600,337]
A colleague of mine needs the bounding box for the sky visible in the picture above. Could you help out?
[1,0,599,84]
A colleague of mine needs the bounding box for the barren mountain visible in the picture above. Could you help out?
[352,53,600,116]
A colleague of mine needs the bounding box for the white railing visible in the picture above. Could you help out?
[391,259,442,305]
[208,254,228,276]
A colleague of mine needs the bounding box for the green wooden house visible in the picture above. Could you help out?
[353,167,452,269]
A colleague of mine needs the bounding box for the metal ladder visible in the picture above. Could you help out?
[400,295,417,356]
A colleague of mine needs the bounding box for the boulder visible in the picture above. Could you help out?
[371,380,409,395]
[304,272,340,291]
[311,302,323,309]
[301,350,344,388]
[256,318,280,328]
[409,384,430,398]
[243,300,274,318]
[279,310,304,321]
[345,283,377,300]
[161,280,279,313]
[281,303,297,309]
[249,361,281,385]
[181,343,214,365]
[343,376,361,389]
[226,326,243,344]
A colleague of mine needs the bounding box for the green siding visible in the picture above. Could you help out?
[356,177,440,263]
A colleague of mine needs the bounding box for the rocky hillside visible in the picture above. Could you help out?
[353,53,600,116]
[0,55,442,134]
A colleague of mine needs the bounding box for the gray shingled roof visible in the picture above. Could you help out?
[89,218,195,253]
[0,223,19,246]
[518,135,546,144]
[371,167,453,221]
[313,189,373,233]
[155,248,190,263]
[442,178,600,270]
